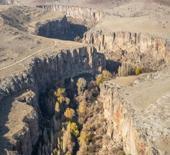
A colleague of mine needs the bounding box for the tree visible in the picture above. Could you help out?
[54,88,66,104]
[54,88,70,105]
[67,121,79,137]
[64,108,75,120]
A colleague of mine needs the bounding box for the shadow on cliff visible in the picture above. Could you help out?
[38,22,88,41]
[106,59,121,73]
[0,97,15,154]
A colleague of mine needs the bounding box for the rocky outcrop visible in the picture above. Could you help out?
[0,46,106,155]
[37,4,105,23]
[99,68,170,155]
[83,31,170,70]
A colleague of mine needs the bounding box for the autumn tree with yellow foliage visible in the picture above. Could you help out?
[64,108,75,120]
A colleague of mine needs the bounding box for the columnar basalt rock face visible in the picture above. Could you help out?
[37,4,105,23]
[0,46,106,155]
[83,31,170,70]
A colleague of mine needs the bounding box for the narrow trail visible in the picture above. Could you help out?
[0,41,56,72]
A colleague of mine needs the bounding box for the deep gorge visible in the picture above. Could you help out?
[0,4,170,155]
[0,46,106,155]
[36,16,88,41]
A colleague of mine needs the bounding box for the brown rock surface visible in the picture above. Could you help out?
[0,1,169,155]
[99,67,170,155]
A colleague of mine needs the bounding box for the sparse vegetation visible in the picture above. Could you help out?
[64,108,75,120]
[118,63,143,76]
[96,70,113,86]
[54,87,70,105]
[67,121,79,137]
[117,150,126,155]
[54,88,66,104]
[135,67,142,75]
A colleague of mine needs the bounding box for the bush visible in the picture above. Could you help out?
[96,74,104,86]
[96,70,113,86]
[64,108,75,119]
[54,88,70,106]
[54,88,66,104]
[117,150,126,155]
[135,67,142,75]
[67,121,79,137]
[54,88,65,97]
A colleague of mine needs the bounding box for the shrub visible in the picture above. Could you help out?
[54,88,66,104]
[67,121,79,137]
[117,150,126,155]
[54,88,65,97]
[54,88,71,105]
[64,108,75,119]
[96,70,113,86]
[77,78,87,95]
[96,74,104,86]
[135,67,142,75]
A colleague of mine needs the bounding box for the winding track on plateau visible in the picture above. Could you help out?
[0,41,57,72]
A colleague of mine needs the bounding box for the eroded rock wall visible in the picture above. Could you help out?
[83,31,170,70]
[99,82,158,155]
[0,46,106,155]
[37,4,105,23]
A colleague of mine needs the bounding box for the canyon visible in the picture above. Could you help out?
[0,0,170,155]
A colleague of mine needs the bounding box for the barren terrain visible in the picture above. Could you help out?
[0,0,170,155]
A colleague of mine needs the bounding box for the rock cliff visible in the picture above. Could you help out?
[99,68,170,155]
[0,46,106,155]
[37,4,105,23]
[83,31,170,70]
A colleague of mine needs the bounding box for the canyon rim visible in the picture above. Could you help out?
[0,0,170,155]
